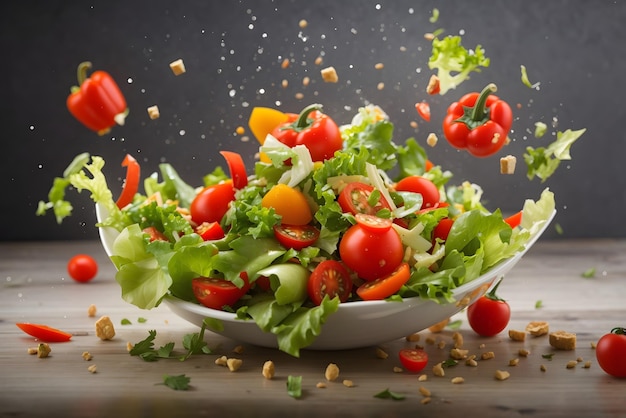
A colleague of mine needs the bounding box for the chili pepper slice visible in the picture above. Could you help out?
[220,150,248,190]
[115,154,140,209]
[442,83,512,157]
[16,323,73,342]
[66,61,128,135]
[271,104,343,162]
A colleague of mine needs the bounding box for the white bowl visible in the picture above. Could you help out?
[97,204,555,350]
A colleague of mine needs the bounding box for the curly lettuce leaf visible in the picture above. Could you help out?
[428,35,490,95]
[524,128,585,182]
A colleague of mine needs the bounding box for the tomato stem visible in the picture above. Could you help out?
[610,327,626,335]
[485,278,505,302]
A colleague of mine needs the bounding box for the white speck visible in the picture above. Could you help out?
[179,130,186,136]
[408,8,414,14]
[350,28,357,35]
[248,23,254,30]
[459,29,465,35]
[127,78,133,84]
[262,32,268,38]
[29,125,35,131]
[274,101,282,107]
[229,89,236,97]
[38,164,43,169]
[375,3,382,10]
[258,88,266,94]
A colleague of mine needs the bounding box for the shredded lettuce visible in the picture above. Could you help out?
[524,128,586,182]
[428,35,490,95]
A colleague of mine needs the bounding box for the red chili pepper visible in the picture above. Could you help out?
[116,154,140,209]
[271,104,343,162]
[66,61,128,135]
[442,83,512,157]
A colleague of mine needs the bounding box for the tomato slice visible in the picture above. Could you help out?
[307,260,353,306]
[433,218,454,242]
[196,221,225,241]
[192,274,250,310]
[273,224,320,250]
[356,262,410,300]
[143,226,168,242]
[220,150,248,190]
[398,348,428,373]
[337,182,391,216]
[415,101,431,122]
[16,323,73,342]
[355,213,392,233]
[504,211,523,229]
[115,154,140,209]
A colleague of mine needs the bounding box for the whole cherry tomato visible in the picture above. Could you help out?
[596,327,626,378]
[395,175,440,209]
[67,254,98,283]
[467,279,510,336]
[190,182,235,225]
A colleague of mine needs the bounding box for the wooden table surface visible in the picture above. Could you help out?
[1,239,625,418]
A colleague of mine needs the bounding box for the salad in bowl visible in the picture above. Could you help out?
[39,103,555,356]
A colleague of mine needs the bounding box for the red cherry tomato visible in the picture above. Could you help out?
[395,176,440,209]
[190,182,235,225]
[467,279,511,337]
[398,348,428,373]
[67,254,98,283]
[339,223,403,281]
[220,150,248,190]
[596,327,626,378]
[354,213,393,233]
[356,262,410,300]
[307,260,353,306]
[191,274,250,310]
[195,221,225,241]
[16,323,72,342]
[273,224,320,250]
[337,182,392,216]
[433,218,454,242]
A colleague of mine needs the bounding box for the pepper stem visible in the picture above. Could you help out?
[295,104,323,129]
[76,61,93,86]
[470,83,497,121]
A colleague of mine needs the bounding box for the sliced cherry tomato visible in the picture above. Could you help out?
[596,327,626,378]
[356,262,410,300]
[307,260,352,306]
[190,182,235,225]
[433,218,454,242]
[425,159,434,172]
[143,226,168,242]
[395,176,440,209]
[339,223,404,281]
[16,323,73,342]
[115,154,140,209]
[398,348,428,373]
[504,211,523,229]
[191,273,250,310]
[467,279,511,337]
[261,184,313,225]
[417,201,449,215]
[355,213,392,233]
[220,150,248,190]
[337,182,391,216]
[273,224,320,250]
[415,101,431,122]
[196,221,225,241]
[67,254,98,283]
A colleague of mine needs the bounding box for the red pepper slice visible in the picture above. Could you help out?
[415,101,431,122]
[442,83,513,157]
[66,61,128,135]
[220,150,248,190]
[271,104,343,162]
[196,221,225,241]
[115,154,140,209]
[16,323,73,342]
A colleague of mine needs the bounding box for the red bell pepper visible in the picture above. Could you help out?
[442,83,512,157]
[66,61,128,135]
[271,104,343,162]
[116,154,140,209]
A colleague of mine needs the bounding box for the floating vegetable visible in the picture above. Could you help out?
[442,83,512,157]
[66,61,128,135]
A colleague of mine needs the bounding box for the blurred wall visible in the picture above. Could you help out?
[2,0,624,241]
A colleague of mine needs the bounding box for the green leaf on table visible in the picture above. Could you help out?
[374,388,405,400]
[160,374,191,391]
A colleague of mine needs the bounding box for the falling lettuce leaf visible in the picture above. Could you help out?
[523,128,586,182]
[521,65,540,89]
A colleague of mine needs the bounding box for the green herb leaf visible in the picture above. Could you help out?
[161,374,191,391]
[374,388,405,400]
[535,300,543,309]
[286,375,302,399]
[442,359,458,368]
[121,318,132,325]
[137,317,148,323]
[542,353,554,360]
[581,268,596,278]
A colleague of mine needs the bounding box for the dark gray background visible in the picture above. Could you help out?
[2,0,624,241]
